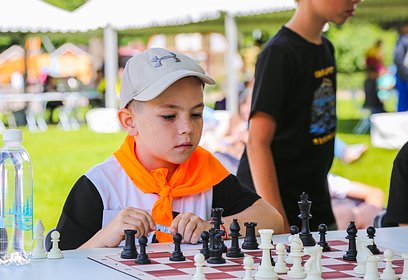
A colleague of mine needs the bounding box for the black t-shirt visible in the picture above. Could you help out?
[237,26,336,230]
[383,141,408,226]
[56,174,260,250]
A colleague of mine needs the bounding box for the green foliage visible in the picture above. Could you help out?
[43,0,85,11]
[326,22,398,74]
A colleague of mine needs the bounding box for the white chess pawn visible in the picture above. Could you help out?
[379,249,398,280]
[32,219,47,259]
[193,253,206,280]
[400,253,408,280]
[243,256,255,280]
[254,229,278,280]
[274,243,288,273]
[364,255,380,280]
[47,230,63,259]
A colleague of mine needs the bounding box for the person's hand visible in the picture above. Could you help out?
[91,207,156,248]
[170,212,211,244]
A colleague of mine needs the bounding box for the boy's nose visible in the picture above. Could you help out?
[178,120,193,134]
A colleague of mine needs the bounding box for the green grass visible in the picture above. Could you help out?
[1,93,401,230]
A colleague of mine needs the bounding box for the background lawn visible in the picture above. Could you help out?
[0,91,401,232]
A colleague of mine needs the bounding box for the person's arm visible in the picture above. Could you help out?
[346,181,385,209]
[246,112,290,232]
[223,198,283,235]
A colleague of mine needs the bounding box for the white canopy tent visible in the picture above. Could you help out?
[71,0,296,110]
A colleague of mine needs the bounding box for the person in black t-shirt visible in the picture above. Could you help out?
[381,141,408,227]
[236,0,362,232]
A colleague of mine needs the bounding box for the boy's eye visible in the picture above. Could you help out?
[162,115,176,120]
[192,113,202,118]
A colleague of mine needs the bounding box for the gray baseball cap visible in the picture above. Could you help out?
[119,48,215,108]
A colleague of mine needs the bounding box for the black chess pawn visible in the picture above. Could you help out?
[317,224,331,252]
[135,236,150,264]
[200,231,210,259]
[287,225,299,253]
[242,222,259,250]
[298,192,316,246]
[207,228,226,264]
[169,233,186,261]
[366,226,381,255]
[343,221,358,261]
[121,229,138,259]
[226,219,244,258]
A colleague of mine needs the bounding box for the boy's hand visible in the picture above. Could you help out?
[97,207,156,247]
[170,212,211,244]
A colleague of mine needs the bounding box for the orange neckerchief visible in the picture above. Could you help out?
[113,135,229,242]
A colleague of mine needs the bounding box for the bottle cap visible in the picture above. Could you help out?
[3,129,22,142]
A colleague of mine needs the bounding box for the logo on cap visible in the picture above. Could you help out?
[150,52,181,68]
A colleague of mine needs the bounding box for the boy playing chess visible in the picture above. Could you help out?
[56,48,283,250]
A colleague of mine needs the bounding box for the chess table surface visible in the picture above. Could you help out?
[1,227,407,280]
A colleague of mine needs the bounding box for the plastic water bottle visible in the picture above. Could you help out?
[0,129,33,265]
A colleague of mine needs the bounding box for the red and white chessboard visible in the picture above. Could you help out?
[88,240,405,280]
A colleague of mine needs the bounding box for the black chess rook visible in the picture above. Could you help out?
[242,222,259,250]
[121,229,138,259]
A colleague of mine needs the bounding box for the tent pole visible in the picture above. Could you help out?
[225,12,238,114]
[104,24,118,108]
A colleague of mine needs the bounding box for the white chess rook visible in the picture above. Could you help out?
[254,229,278,280]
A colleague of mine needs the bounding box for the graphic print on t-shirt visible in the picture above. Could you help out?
[310,78,336,145]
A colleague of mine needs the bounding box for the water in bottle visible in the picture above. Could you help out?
[0,129,34,265]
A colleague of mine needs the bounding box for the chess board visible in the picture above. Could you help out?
[88,240,405,280]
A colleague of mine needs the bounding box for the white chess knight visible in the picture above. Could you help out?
[254,229,278,280]
[32,219,47,259]
[193,253,206,280]
[47,230,64,259]
[287,233,306,278]
[304,245,323,280]
[354,236,374,275]
[379,249,398,280]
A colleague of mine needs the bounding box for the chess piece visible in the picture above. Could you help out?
[400,253,408,280]
[354,236,374,275]
[135,236,151,264]
[304,245,323,280]
[364,255,380,280]
[287,225,299,253]
[242,222,259,250]
[121,229,138,259]
[379,249,398,280]
[317,224,331,252]
[200,231,210,259]
[243,256,255,280]
[298,192,316,246]
[47,230,63,259]
[207,228,226,264]
[343,221,358,261]
[193,253,207,280]
[226,219,244,258]
[287,233,305,278]
[274,243,289,273]
[210,208,227,253]
[169,233,186,261]
[32,220,47,259]
[254,229,278,280]
[367,226,381,255]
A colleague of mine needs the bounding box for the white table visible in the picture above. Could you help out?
[0,227,407,280]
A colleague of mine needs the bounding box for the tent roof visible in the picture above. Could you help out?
[0,0,83,33]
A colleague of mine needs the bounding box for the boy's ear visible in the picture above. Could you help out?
[117,108,138,136]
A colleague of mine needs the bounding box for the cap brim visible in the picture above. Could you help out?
[133,70,215,102]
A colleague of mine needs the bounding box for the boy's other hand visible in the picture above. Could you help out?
[99,207,156,247]
[170,212,211,244]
